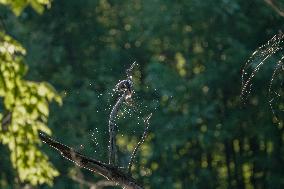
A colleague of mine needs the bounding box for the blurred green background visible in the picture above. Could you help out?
[1,0,284,188]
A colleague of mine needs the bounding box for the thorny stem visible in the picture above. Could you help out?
[108,93,126,165]
[128,113,152,174]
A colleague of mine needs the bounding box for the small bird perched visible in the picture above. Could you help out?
[115,79,133,93]
[115,62,137,105]
[115,79,133,104]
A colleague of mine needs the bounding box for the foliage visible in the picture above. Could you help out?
[0,0,51,15]
[0,0,60,187]
[0,30,61,186]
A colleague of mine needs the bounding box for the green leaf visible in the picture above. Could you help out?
[37,101,49,116]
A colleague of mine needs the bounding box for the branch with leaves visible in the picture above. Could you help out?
[109,62,135,165]
[0,30,61,186]
[39,63,152,189]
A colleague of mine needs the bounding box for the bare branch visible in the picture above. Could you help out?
[38,62,150,189]
[39,131,143,189]
[109,93,126,165]
[264,0,284,17]
[70,174,116,189]
[90,180,117,189]
[109,62,137,165]
[241,33,284,100]
[128,113,152,174]
[126,61,136,79]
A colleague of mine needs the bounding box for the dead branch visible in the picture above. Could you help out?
[109,93,127,165]
[128,114,152,173]
[70,174,116,189]
[126,61,136,79]
[264,0,284,17]
[38,62,152,189]
[39,131,143,189]
[109,62,136,165]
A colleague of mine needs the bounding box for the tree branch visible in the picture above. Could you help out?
[128,113,152,173]
[70,174,117,189]
[109,62,136,165]
[39,131,143,189]
[264,0,284,17]
[109,93,126,165]
[38,62,151,189]
[126,61,136,79]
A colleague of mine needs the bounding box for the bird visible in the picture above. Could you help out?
[115,79,133,93]
[115,79,134,105]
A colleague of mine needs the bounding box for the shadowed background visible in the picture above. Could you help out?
[0,0,284,188]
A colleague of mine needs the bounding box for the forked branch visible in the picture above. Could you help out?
[39,131,143,189]
[109,62,137,165]
[39,62,151,189]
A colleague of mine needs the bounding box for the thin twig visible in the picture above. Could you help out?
[109,62,137,165]
[128,113,152,174]
[126,61,136,79]
[71,174,116,189]
[109,93,126,165]
[264,0,284,17]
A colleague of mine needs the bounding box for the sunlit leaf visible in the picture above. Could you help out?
[0,25,61,186]
[37,101,49,116]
